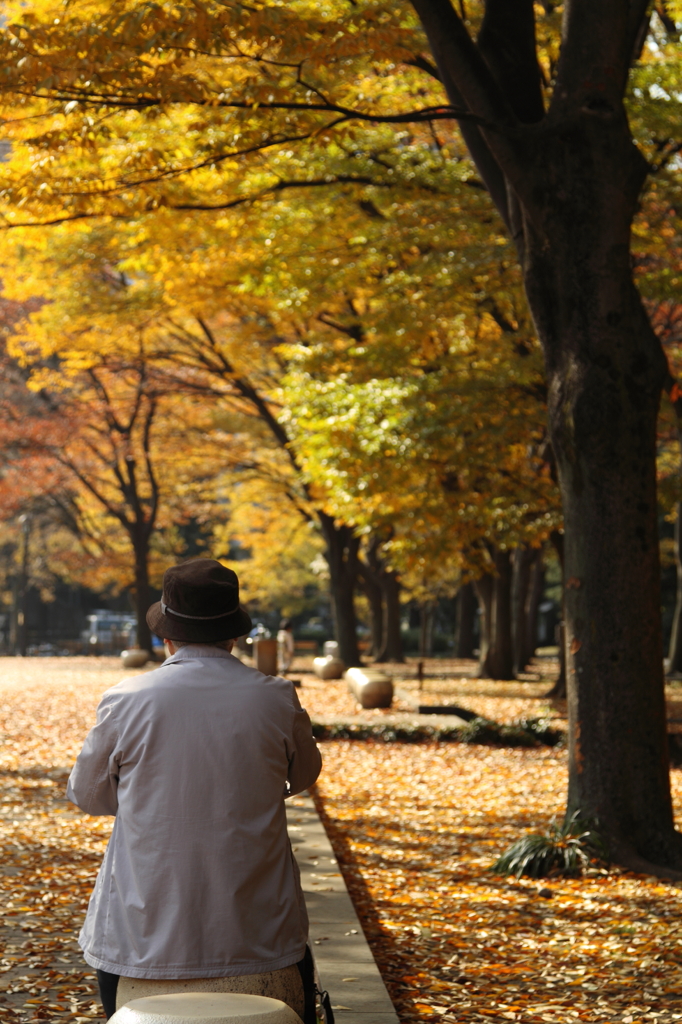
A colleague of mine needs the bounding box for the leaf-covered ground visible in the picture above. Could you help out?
[293,654,567,728]
[1,658,682,1024]
[315,743,682,1024]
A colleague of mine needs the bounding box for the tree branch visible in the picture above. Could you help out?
[409,0,535,230]
[141,397,160,539]
[478,0,544,125]
[410,0,519,129]
[554,0,649,108]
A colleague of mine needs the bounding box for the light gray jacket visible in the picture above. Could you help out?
[67,645,322,979]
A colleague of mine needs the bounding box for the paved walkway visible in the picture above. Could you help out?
[287,795,399,1024]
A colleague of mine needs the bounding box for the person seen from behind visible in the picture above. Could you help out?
[277,619,295,675]
[66,559,322,1022]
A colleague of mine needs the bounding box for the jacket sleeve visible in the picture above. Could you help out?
[286,688,322,796]
[66,694,122,816]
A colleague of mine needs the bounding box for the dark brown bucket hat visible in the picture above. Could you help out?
[146,559,252,643]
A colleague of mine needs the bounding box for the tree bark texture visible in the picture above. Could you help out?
[454,582,477,658]
[376,570,404,662]
[525,143,675,863]
[17,516,30,658]
[488,548,514,680]
[419,602,435,657]
[474,550,514,680]
[546,620,567,701]
[411,0,682,870]
[546,532,566,698]
[359,566,384,658]
[474,573,493,677]
[357,535,404,663]
[520,548,544,672]
[524,555,544,669]
[668,503,682,674]
[319,513,362,667]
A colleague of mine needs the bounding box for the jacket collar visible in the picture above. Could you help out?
[163,645,238,666]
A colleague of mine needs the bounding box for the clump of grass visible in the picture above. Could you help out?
[312,721,467,743]
[514,716,564,747]
[491,813,607,878]
[458,716,546,746]
[311,716,563,747]
[457,716,510,745]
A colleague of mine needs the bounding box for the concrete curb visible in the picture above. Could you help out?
[286,795,399,1024]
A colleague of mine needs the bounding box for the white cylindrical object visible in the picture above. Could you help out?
[115,967,304,1018]
[121,649,150,668]
[312,655,345,679]
[109,991,303,1024]
[345,667,393,708]
[323,640,340,658]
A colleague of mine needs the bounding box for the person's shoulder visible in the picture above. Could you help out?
[101,661,177,699]
[235,659,298,698]
[235,657,288,686]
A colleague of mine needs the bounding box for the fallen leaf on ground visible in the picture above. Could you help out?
[2,657,682,1024]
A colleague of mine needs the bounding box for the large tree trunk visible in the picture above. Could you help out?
[319,512,362,667]
[526,172,679,867]
[376,570,404,662]
[668,502,682,675]
[411,0,682,870]
[454,582,477,658]
[132,534,153,654]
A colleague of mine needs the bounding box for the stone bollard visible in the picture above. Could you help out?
[345,667,393,709]
[109,992,303,1024]
[121,649,150,669]
[313,655,345,680]
[254,638,278,676]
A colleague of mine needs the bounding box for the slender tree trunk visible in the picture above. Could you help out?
[132,534,152,653]
[474,573,493,677]
[357,534,405,662]
[419,602,434,657]
[512,546,534,675]
[668,503,682,675]
[9,571,18,654]
[360,571,384,659]
[17,515,30,657]
[319,512,361,667]
[523,552,544,671]
[488,548,514,680]
[357,534,383,658]
[376,571,404,662]
[454,582,477,658]
[546,532,566,698]
[475,551,515,679]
